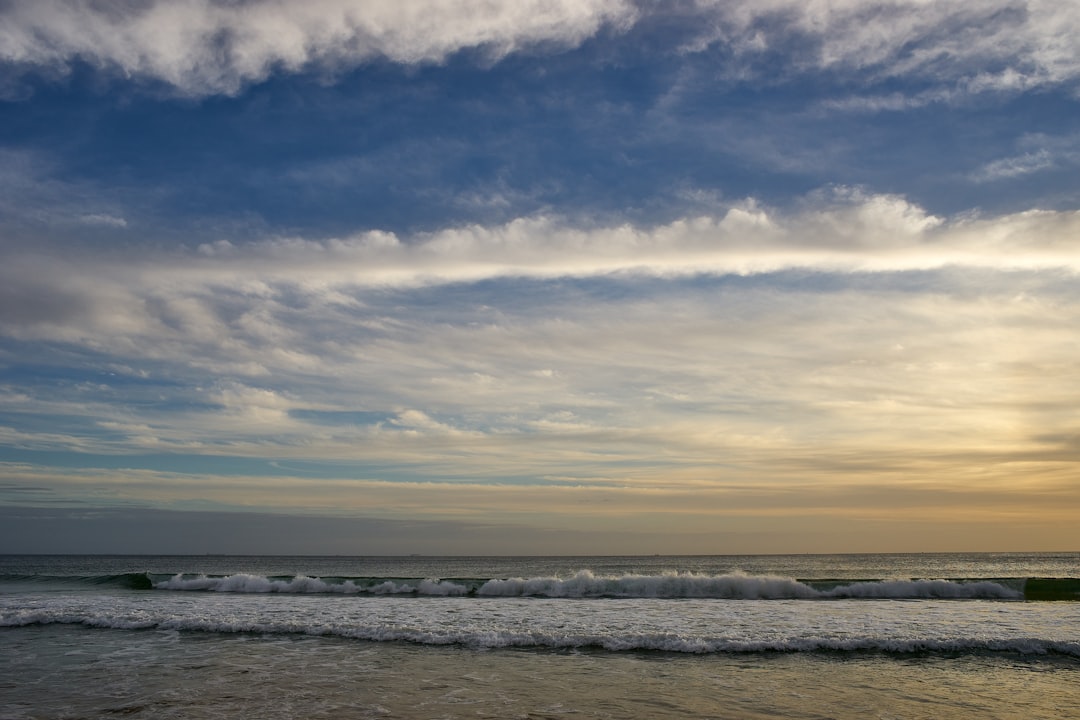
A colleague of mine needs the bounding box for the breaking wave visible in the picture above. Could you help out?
[149,570,1032,600]
[7,570,1078,600]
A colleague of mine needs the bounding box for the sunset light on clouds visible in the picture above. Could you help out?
[1,0,1078,554]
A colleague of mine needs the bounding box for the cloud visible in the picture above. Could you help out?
[974,149,1056,181]
[11,192,1073,298]
[2,256,1079,482]
[2,193,1079,389]
[971,132,1080,182]
[687,0,1080,93]
[816,89,955,113]
[78,213,128,228]
[0,0,635,95]
[4,200,1079,553]
[3,1,1078,98]
[5,460,1078,526]
[2,192,1078,500]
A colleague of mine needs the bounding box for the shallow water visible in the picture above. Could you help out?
[3,624,1079,719]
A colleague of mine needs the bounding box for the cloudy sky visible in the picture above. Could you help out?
[1,0,1078,555]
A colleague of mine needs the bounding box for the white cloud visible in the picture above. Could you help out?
[973,150,1055,181]
[3,193,1080,347]
[160,195,1080,285]
[817,88,954,113]
[0,0,635,95]
[690,0,1080,93]
[971,132,1080,182]
[3,1,1077,97]
[78,213,128,228]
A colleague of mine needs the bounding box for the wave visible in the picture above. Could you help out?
[3,609,1078,657]
[5,571,1078,601]
[152,573,469,596]
[149,571,1038,600]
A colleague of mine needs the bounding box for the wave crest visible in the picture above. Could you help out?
[149,570,1024,600]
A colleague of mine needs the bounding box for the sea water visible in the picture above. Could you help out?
[2,553,1078,718]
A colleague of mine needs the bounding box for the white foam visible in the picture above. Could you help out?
[3,590,1077,657]
[5,608,1078,657]
[149,571,1024,600]
[476,570,821,598]
[474,571,1022,600]
[153,574,472,596]
[823,579,1022,600]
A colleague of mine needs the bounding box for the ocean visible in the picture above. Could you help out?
[1,552,1078,719]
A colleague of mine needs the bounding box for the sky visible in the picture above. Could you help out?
[1,0,1079,555]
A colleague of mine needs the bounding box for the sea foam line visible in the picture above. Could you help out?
[2,610,1077,657]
